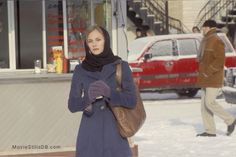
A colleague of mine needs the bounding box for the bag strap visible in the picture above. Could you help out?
[115,62,122,92]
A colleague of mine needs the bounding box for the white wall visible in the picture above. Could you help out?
[182,0,209,31]
[126,18,137,42]
[0,81,80,154]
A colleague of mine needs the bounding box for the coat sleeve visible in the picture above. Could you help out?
[68,65,90,113]
[109,61,137,109]
[205,38,225,76]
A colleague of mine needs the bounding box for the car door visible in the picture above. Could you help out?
[175,38,200,87]
[137,39,176,90]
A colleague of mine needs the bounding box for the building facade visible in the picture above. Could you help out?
[168,0,209,31]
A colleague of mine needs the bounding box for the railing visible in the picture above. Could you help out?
[195,0,236,27]
[141,0,190,33]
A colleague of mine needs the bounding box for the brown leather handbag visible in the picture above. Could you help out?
[110,62,146,138]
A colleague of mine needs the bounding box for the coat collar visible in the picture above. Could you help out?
[204,28,217,39]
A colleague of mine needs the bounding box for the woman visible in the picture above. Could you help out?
[68,25,137,157]
[192,26,200,33]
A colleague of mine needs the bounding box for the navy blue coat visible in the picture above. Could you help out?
[68,60,137,157]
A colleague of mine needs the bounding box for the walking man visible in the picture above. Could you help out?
[196,19,236,137]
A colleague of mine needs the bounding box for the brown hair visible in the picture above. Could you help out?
[192,26,200,33]
[85,25,104,40]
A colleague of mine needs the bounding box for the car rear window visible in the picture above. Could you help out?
[177,39,199,56]
[218,35,234,53]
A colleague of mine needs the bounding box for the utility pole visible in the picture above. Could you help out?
[165,0,169,34]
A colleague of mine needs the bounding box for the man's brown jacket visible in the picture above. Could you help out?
[196,28,225,88]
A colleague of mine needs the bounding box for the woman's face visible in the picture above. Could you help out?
[87,29,105,55]
[193,28,199,33]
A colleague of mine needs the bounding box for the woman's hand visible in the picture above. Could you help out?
[88,80,111,102]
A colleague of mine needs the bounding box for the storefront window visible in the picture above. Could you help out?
[45,0,64,62]
[66,0,112,60]
[67,0,89,59]
[94,0,112,33]
[45,0,113,67]
[0,0,9,68]
[15,0,43,69]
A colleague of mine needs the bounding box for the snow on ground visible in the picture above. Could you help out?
[134,92,236,157]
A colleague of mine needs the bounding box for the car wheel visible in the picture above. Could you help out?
[176,88,199,98]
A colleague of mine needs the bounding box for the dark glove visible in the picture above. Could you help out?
[88,80,111,103]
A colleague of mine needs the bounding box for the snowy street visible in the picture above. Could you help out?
[135,92,236,157]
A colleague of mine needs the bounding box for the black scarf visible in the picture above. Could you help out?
[81,27,121,72]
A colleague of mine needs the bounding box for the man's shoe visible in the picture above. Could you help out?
[196,132,216,137]
[227,119,236,136]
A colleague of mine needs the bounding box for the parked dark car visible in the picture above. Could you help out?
[128,33,236,97]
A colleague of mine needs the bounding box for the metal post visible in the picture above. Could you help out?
[8,0,16,69]
[165,0,169,34]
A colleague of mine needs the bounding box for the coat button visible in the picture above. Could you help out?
[100,105,105,110]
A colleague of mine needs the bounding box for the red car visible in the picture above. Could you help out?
[128,33,236,97]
